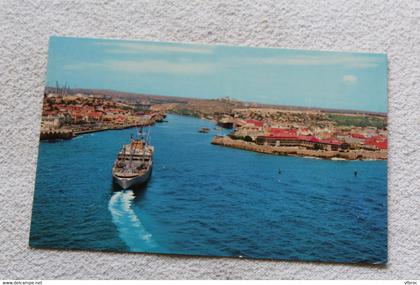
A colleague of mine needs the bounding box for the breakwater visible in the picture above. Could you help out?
[39,117,162,141]
[73,123,151,136]
[211,136,387,160]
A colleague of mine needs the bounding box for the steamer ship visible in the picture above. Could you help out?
[112,127,153,189]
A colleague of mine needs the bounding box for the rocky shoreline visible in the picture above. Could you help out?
[211,136,387,161]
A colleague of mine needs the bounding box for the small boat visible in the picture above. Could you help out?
[112,127,154,189]
[198,127,210,133]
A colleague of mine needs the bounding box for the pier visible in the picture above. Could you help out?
[40,116,162,141]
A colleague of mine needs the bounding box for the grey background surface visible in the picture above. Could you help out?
[0,0,419,279]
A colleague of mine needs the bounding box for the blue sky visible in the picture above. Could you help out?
[47,36,388,112]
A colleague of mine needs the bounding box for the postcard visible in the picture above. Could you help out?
[30,36,388,264]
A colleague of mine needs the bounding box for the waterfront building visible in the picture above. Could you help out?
[362,136,388,150]
[256,134,349,151]
[41,115,63,129]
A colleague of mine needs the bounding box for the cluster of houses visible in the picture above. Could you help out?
[232,118,388,152]
[41,94,149,130]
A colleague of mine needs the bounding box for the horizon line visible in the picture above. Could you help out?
[44,85,388,116]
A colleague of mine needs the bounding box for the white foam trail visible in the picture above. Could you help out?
[108,190,158,251]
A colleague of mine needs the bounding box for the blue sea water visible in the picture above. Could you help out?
[30,114,387,264]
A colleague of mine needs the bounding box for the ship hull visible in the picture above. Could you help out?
[113,166,152,190]
[217,122,234,129]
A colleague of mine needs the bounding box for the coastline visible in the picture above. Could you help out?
[211,136,387,161]
[73,123,149,136]
[40,121,159,141]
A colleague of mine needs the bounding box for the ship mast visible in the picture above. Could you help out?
[129,136,134,171]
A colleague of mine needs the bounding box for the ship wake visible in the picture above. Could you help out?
[108,190,158,252]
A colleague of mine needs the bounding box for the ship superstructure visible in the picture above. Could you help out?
[112,127,153,189]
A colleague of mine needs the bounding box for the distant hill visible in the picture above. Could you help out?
[44,86,387,117]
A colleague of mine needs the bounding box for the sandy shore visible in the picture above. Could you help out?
[211,136,387,161]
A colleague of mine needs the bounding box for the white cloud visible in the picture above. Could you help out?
[342,74,358,84]
[105,59,216,74]
[234,55,382,69]
[95,41,214,55]
[63,62,102,70]
[64,59,216,75]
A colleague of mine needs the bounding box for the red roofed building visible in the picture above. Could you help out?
[42,110,58,117]
[245,119,264,128]
[298,128,312,136]
[351,133,366,139]
[268,128,297,137]
[363,137,388,150]
[109,108,125,115]
[256,134,349,151]
[114,115,126,124]
[70,111,85,122]
[83,106,95,112]
[88,111,103,121]
[68,106,82,112]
